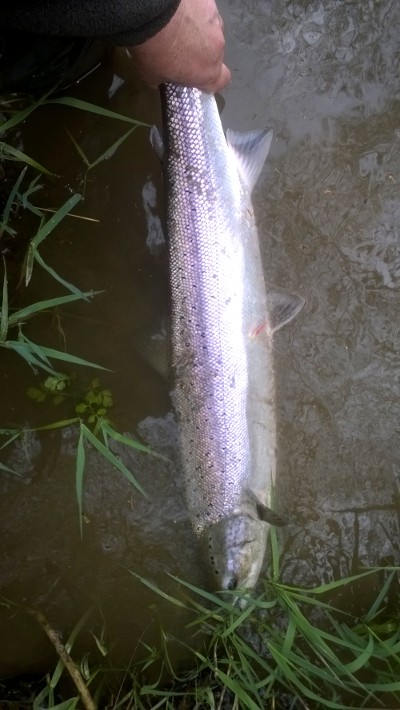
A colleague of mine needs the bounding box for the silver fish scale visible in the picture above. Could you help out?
[164,83,251,535]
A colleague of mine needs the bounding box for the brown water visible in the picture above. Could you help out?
[1,0,400,678]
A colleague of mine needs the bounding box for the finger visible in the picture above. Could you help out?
[198,63,231,93]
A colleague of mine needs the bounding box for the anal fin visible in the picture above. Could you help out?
[267,288,305,334]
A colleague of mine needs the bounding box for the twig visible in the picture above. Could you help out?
[27,607,96,710]
[34,207,99,222]
[216,663,231,710]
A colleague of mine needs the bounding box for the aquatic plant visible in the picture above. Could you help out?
[0,92,157,535]
[17,537,400,710]
[127,524,400,709]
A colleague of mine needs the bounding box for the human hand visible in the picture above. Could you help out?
[127,0,231,93]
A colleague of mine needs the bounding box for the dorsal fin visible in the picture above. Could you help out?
[226,128,273,192]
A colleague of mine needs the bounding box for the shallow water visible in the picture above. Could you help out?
[1,0,400,676]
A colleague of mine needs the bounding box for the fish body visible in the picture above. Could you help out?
[159,83,303,591]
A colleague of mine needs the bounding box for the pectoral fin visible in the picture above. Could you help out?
[246,489,289,526]
[135,317,171,380]
[150,125,165,162]
[267,289,305,334]
[257,506,289,526]
[226,128,273,193]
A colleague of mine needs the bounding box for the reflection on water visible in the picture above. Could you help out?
[1,0,400,675]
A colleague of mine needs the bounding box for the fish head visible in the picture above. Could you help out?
[203,514,268,592]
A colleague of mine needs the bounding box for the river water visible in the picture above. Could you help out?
[1,0,400,679]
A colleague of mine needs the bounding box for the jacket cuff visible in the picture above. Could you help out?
[103,0,181,46]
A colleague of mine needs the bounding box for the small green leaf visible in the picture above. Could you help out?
[96,408,106,415]
[87,414,96,424]
[75,403,88,413]
[86,391,102,405]
[27,387,42,400]
[91,378,100,389]
[44,376,66,392]
[37,393,47,402]
[102,395,113,407]
[53,394,64,405]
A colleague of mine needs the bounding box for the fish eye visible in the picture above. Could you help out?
[227,577,238,591]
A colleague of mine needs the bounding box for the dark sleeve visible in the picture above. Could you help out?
[1,0,181,46]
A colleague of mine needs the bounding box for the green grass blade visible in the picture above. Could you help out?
[113,690,137,710]
[168,575,237,613]
[32,194,81,248]
[33,344,109,370]
[50,607,93,689]
[33,685,50,710]
[193,650,260,710]
[22,174,42,206]
[301,568,382,594]
[9,290,103,324]
[88,126,137,169]
[101,423,169,462]
[0,461,21,476]
[128,571,188,609]
[267,643,348,709]
[0,88,55,132]
[33,249,91,299]
[76,426,85,538]
[6,341,61,375]
[343,632,374,674]
[220,601,255,638]
[65,127,90,166]
[46,97,150,127]
[2,167,26,228]
[269,477,280,580]
[365,570,395,623]
[0,142,52,174]
[47,698,79,710]
[16,193,44,217]
[81,424,146,497]
[33,418,80,431]
[1,260,8,342]
[19,333,53,366]
[25,242,35,286]
[0,431,20,451]
[282,615,297,657]
[230,590,277,609]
